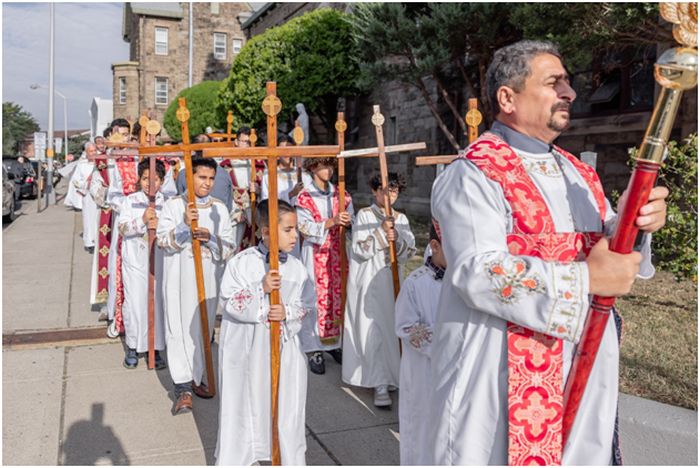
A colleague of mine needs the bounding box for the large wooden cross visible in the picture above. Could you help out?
[202,82,340,466]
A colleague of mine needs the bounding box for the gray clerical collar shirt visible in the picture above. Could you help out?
[489,120,553,154]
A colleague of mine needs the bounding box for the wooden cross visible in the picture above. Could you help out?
[207,110,236,142]
[202,82,339,466]
[415,98,482,170]
[175,97,219,399]
[335,113,349,314]
[370,106,402,299]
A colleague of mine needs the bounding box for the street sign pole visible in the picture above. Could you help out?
[46,3,56,206]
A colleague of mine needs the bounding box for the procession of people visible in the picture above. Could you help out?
[62,40,670,466]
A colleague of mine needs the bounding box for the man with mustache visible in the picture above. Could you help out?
[427,40,668,465]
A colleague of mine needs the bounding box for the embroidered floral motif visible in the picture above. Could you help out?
[402,323,433,349]
[485,258,546,304]
[229,289,254,314]
[522,158,562,178]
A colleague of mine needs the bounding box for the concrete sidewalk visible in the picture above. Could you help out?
[2,183,697,465]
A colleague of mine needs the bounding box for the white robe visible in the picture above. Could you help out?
[63,156,85,210]
[215,246,314,466]
[296,181,355,352]
[342,204,416,388]
[394,264,442,465]
[105,159,178,319]
[156,195,237,385]
[118,191,166,352]
[428,126,655,465]
[72,156,98,248]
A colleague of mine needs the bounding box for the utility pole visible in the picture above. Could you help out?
[188,1,193,87]
[46,3,56,205]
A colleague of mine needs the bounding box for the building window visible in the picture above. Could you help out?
[119,77,126,104]
[155,77,168,105]
[214,32,227,60]
[155,27,168,55]
[211,3,219,15]
[232,38,243,55]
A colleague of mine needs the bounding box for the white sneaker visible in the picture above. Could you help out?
[374,385,392,407]
[388,385,398,392]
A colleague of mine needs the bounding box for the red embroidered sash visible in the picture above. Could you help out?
[296,187,351,345]
[95,160,112,304]
[464,132,606,465]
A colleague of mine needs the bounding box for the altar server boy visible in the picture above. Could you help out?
[342,172,416,407]
[157,156,237,414]
[215,199,315,466]
[118,159,168,369]
[394,224,445,464]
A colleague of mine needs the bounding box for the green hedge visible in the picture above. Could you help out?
[163,81,223,141]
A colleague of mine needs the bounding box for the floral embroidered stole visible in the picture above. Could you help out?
[464,132,606,465]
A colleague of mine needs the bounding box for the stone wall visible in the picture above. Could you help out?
[246,3,319,38]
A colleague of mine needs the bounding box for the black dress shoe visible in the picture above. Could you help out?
[308,352,325,375]
[327,348,343,365]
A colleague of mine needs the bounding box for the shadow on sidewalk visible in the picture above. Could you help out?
[61,402,130,465]
[154,340,221,465]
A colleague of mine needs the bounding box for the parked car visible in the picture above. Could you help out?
[3,157,38,199]
[3,166,19,222]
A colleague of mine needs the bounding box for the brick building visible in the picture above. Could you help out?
[112,2,253,134]
[243,3,698,215]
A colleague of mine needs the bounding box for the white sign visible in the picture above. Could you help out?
[580,151,597,170]
[54,137,63,154]
[34,132,47,161]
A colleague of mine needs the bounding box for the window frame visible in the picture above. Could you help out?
[155,27,168,56]
[155,77,168,106]
[118,77,127,104]
[232,38,243,55]
[213,32,227,60]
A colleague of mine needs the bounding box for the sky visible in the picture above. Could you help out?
[2,2,130,131]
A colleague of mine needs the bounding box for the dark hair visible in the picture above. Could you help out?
[369,172,406,192]
[255,199,296,228]
[194,134,210,143]
[303,157,335,172]
[137,159,166,180]
[485,40,563,117]
[110,118,130,132]
[102,127,111,138]
[278,132,295,145]
[191,156,218,174]
[237,126,251,136]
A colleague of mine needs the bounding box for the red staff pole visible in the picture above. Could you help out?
[562,45,697,446]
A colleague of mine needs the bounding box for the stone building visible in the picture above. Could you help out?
[245,3,697,215]
[112,2,253,134]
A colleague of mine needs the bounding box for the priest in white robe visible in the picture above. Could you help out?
[428,40,668,465]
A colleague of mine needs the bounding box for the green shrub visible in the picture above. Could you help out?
[217,8,360,135]
[163,81,223,141]
[627,134,698,281]
[652,134,698,281]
